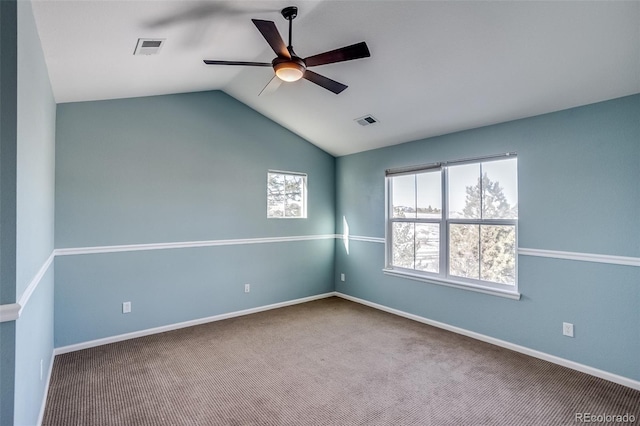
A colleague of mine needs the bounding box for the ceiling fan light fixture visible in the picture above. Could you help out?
[274,60,305,82]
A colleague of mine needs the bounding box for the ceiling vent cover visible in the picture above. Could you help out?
[134,38,165,56]
[355,115,379,126]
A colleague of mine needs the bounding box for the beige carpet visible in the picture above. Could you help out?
[43,297,639,425]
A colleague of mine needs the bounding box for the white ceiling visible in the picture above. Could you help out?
[31,1,640,157]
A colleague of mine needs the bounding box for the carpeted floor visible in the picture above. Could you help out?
[43,297,639,425]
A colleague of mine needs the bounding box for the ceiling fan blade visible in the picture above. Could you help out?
[259,75,283,96]
[304,42,370,67]
[252,19,290,59]
[203,60,272,67]
[303,70,348,94]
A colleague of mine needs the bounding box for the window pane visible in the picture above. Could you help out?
[448,164,481,219]
[392,175,416,218]
[268,172,306,218]
[482,159,518,219]
[416,172,441,219]
[392,222,415,269]
[449,224,480,279]
[284,175,303,217]
[267,173,285,217]
[415,223,439,273]
[480,225,516,285]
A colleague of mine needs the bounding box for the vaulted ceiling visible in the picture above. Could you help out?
[31,1,640,156]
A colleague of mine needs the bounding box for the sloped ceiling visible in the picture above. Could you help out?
[32,1,640,156]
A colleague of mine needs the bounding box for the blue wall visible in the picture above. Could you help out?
[14,268,53,426]
[335,95,640,381]
[16,0,55,299]
[0,0,56,424]
[0,0,18,422]
[13,0,57,424]
[54,91,336,347]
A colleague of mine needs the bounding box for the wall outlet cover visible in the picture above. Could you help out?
[563,322,574,337]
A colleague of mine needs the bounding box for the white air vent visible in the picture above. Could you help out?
[355,115,379,126]
[134,38,165,56]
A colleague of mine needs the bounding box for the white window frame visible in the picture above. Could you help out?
[267,170,307,219]
[383,154,520,299]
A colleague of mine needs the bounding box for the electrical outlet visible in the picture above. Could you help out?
[563,322,574,337]
[244,284,250,293]
[340,273,345,282]
[122,301,131,314]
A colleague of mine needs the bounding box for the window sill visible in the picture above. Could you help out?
[267,217,307,219]
[382,269,521,300]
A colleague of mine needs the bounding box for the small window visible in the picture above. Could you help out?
[267,171,307,218]
[385,155,518,296]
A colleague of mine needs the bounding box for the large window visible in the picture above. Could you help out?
[385,154,518,297]
[267,171,307,218]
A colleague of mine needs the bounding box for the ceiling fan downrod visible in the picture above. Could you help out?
[281,6,297,54]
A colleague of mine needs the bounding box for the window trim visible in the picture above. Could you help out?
[384,153,520,299]
[381,267,521,300]
[267,170,307,219]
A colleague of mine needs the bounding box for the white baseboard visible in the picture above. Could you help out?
[53,292,336,355]
[335,292,640,391]
[37,351,55,426]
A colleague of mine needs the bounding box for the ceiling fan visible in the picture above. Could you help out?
[203,6,370,95]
